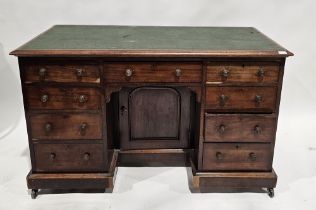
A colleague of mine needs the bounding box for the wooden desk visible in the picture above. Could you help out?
[10,25,293,199]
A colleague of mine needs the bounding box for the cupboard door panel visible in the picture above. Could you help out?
[130,87,180,140]
[119,86,191,149]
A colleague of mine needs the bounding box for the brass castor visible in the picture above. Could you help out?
[267,188,274,198]
[31,189,38,199]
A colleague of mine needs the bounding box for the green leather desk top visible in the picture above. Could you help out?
[11,25,292,57]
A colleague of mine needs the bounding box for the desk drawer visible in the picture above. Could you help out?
[204,114,276,142]
[104,62,201,83]
[30,113,102,140]
[202,143,272,171]
[34,143,104,172]
[205,86,277,112]
[24,64,100,84]
[207,62,279,84]
[25,86,101,110]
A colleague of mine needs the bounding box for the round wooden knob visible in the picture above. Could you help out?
[79,95,88,103]
[255,95,262,106]
[76,68,83,79]
[218,124,226,134]
[41,94,49,103]
[45,123,52,132]
[79,122,88,136]
[254,125,262,135]
[125,68,133,77]
[38,68,47,80]
[175,68,182,77]
[219,94,228,106]
[216,152,223,160]
[50,153,56,160]
[221,68,229,79]
[83,153,90,161]
[249,152,257,161]
[257,68,265,78]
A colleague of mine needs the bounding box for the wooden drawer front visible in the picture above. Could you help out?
[205,86,277,112]
[30,113,102,140]
[34,143,104,172]
[24,64,100,83]
[202,143,272,171]
[207,63,279,84]
[204,114,276,142]
[104,62,201,83]
[25,86,101,110]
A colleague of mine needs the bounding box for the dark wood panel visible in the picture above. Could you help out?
[207,62,279,84]
[118,149,190,167]
[25,86,101,110]
[24,64,100,84]
[130,87,180,139]
[204,114,276,142]
[104,62,201,83]
[205,86,277,112]
[34,143,104,172]
[29,113,102,140]
[202,143,272,171]
[119,87,191,149]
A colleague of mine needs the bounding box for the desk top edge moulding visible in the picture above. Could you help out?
[10,25,293,199]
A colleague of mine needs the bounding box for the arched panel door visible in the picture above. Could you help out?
[119,86,191,149]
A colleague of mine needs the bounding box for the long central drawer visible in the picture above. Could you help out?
[103,62,202,83]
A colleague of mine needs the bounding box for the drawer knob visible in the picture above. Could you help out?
[218,124,226,134]
[79,122,88,136]
[216,152,223,160]
[41,94,49,103]
[79,95,88,103]
[120,105,128,115]
[257,68,265,78]
[221,68,229,79]
[45,123,52,133]
[254,125,262,134]
[83,152,90,161]
[76,68,84,79]
[249,152,257,161]
[255,95,262,106]
[175,68,182,77]
[50,153,56,160]
[219,94,228,106]
[38,68,47,80]
[125,68,133,77]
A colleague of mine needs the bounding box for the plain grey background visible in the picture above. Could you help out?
[0,0,315,209]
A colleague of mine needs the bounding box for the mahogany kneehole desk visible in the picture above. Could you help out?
[10,25,293,199]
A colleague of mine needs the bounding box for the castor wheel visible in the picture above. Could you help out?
[31,189,38,199]
[267,188,274,198]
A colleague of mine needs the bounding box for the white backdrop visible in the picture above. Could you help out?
[0,0,315,209]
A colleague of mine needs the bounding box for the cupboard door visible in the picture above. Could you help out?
[119,86,191,149]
